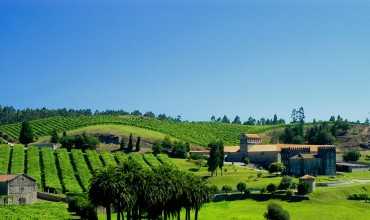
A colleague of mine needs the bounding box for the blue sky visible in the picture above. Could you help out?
[1,0,370,121]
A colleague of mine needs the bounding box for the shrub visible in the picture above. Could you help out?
[343,151,361,162]
[209,185,219,194]
[221,185,233,193]
[264,202,290,220]
[242,157,250,165]
[236,182,247,193]
[278,176,293,190]
[286,190,293,197]
[297,182,309,195]
[348,193,369,201]
[67,193,97,220]
[266,183,277,194]
[268,162,284,174]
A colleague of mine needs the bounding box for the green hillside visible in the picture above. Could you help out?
[0,115,281,146]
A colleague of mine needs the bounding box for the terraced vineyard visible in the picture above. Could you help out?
[0,145,167,194]
[0,115,280,146]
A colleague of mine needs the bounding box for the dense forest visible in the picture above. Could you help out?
[0,106,180,125]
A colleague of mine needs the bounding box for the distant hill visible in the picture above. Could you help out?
[0,115,281,146]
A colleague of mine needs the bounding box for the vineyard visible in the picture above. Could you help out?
[0,115,281,146]
[0,144,170,194]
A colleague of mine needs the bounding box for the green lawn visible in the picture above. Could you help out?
[0,201,71,219]
[194,183,370,220]
[169,158,283,190]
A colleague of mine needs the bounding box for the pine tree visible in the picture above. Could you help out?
[232,116,241,124]
[50,129,59,143]
[135,136,141,152]
[19,121,34,146]
[127,134,133,152]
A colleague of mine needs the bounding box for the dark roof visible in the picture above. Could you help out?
[290,153,316,159]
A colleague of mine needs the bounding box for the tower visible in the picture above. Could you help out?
[240,134,262,154]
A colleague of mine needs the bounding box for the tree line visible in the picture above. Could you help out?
[0,105,182,125]
[86,159,210,220]
[279,108,351,145]
[210,114,286,125]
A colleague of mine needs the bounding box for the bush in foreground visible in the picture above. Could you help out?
[264,202,290,220]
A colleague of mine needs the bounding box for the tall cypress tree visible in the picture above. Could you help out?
[127,134,133,152]
[207,142,219,176]
[135,136,141,152]
[218,141,225,176]
[19,121,34,146]
[119,138,125,151]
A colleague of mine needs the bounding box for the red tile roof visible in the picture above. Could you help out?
[0,175,16,182]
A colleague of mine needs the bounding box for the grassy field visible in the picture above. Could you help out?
[169,158,283,190]
[0,201,71,219]
[0,115,279,146]
[189,183,370,220]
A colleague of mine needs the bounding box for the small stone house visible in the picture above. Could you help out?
[0,174,37,205]
[299,175,316,193]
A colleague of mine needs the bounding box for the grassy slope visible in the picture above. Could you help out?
[36,124,179,146]
[0,115,280,146]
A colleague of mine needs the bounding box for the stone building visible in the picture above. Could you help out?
[0,174,37,205]
[225,134,336,176]
[299,175,316,193]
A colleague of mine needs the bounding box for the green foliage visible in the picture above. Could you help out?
[127,133,134,152]
[280,123,304,144]
[264,202,290,220]
[135,136,141,152]
[152,141,161,155]
[60,133,99,151]
[268,162,284,174]
[129,153,151,170]
[306,122,335,145]
[114,152,128,164]
[0,144,10,174]
[348,193,370,201]
[86,150,104,171]
[156,154,175,167]
[207,140,224,176]
[221,185,233,193]
[41,148,62,193]
[343,150,361,162]
[266,183,277,193]
[11,145,24,174]
[71,149,92,191]
[119,138,125,151]
[297,182,309,195]
[143,153,162,168]
[209,185,219,194]
[236,182,247,193]
[0,201,71,219]
[50,129,59,143]
[27,146,42,187]
[67,193,97,220]
[170,141,190,158]
[100,151,117,167]
[278,176,293,190]
[19,121,34,145]
[0,115,278,146]
[56,148,83,193]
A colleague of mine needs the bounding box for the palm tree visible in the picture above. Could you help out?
[89,166,118,220]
